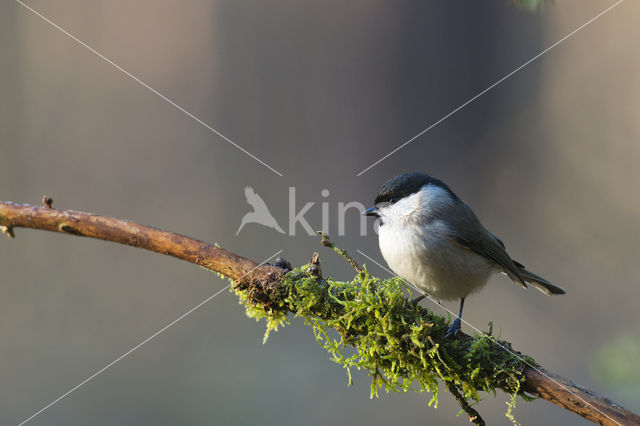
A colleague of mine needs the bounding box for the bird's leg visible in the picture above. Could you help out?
[444,297,465,338]
[410,294,426,306]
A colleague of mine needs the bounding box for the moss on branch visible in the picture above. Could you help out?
[232,264,535,424]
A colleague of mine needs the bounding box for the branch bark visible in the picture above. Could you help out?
[1,200,638,426]
[522,367,637,425]
[0,200,283,288]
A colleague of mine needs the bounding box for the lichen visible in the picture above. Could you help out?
[231,265,536,423]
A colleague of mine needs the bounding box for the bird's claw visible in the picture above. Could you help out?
[444,318,462,339]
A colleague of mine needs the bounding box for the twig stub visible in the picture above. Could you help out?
[307,252,322,278]
[274,257,292,272]
[315,231,363,273]
[42,196,53,208]
[1,225,15,238]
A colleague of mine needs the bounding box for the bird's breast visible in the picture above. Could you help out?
[378,220,493,300]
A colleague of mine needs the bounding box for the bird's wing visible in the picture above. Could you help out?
[444,202,526,287]
[450,232,526,287]
[488,230,505,248]
[245,186,269,211]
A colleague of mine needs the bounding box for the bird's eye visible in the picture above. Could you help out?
[389,198,397,203]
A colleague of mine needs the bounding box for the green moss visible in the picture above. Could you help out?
[232,265,536,423]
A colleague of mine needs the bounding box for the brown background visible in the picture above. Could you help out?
[1,1,639,424]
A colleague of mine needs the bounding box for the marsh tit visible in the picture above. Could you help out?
[363,172,565,337]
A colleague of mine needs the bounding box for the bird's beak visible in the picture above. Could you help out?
[362,206,378,217]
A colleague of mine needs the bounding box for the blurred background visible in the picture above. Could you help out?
[1,0,638,424]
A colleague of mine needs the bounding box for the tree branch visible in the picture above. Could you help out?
[1,200,638,425]
[522,366,637,425]
[0,200,283,288]
[444,379,486,426]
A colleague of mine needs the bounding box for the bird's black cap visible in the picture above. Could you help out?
[374,172,456,204]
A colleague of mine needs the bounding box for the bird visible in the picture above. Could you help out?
[236,186,285,235]
[363,172,565,338]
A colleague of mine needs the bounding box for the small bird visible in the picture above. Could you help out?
[363,172,565,337]
[236,186,285,235]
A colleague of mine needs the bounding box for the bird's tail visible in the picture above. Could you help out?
[514,261,566,295]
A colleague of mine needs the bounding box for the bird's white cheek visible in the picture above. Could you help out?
[386,197,419,220]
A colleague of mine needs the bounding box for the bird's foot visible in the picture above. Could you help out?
[444,318,462,339]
